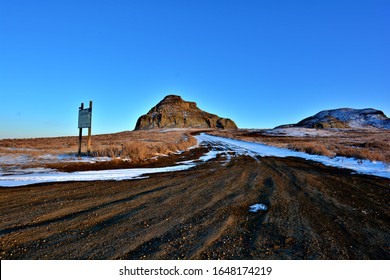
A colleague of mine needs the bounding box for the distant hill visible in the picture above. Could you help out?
[134,95,238,130]
[278,108,390,129]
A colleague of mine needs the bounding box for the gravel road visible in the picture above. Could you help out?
[1,144,388,259]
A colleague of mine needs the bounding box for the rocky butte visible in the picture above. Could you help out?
[135,95,238,130]
[278,108,390,129]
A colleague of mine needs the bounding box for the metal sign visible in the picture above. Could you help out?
[78,108,92,128]
[77,101,93,156]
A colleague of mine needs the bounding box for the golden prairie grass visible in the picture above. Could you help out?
[90,133,198,161]
[0,129,199,164]
[331,145,387,162]
[286,142,335,157]
[285,143,387,162]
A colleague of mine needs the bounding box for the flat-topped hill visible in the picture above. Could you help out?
[134,95,237,130]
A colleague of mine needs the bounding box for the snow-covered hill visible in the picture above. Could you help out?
[290,108,390,129]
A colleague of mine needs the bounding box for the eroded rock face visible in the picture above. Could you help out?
[134,95,238,130]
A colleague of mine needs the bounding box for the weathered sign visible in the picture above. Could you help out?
[77,101,93,156]
[78,108,92,128]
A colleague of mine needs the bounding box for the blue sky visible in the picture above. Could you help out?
[0,0,389,138]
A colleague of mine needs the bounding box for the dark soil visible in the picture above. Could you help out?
[0,149,389,260]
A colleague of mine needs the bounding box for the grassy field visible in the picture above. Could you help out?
[0,129,200,165]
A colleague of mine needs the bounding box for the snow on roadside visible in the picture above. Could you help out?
[0,153,112,167]
[0,162,196,187]
[195,133,390,179]
[198,150,220,162]
[55,154,112,163]
[0,167,55,176]
[0,140,222,187]
[264,127,335,137]
[0,145,204,187]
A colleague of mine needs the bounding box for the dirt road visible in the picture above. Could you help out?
[0,145,389,259]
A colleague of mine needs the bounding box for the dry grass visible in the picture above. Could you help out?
[0,129,199,164]
[0,136,81,156]
[331,145,387,162]
[89,131,198,161]
[286,142,335,157]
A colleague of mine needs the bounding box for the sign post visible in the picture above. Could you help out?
[87,101,92,155]
[77,101,93,156]
[78,103,84,157]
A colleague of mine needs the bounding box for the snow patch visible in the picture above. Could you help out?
[0,155,32,165]
[56,154,112,162]
[198,150,221,162]
[0,167,55,176]
[0,153,112,166]
[249,204,268,212]
[0,162,196,187]
[264,127,335,137]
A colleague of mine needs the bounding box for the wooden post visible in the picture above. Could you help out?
[78,102,84,157]
[87,100,92,155]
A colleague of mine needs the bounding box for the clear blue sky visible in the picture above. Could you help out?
[0,0,389,138]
